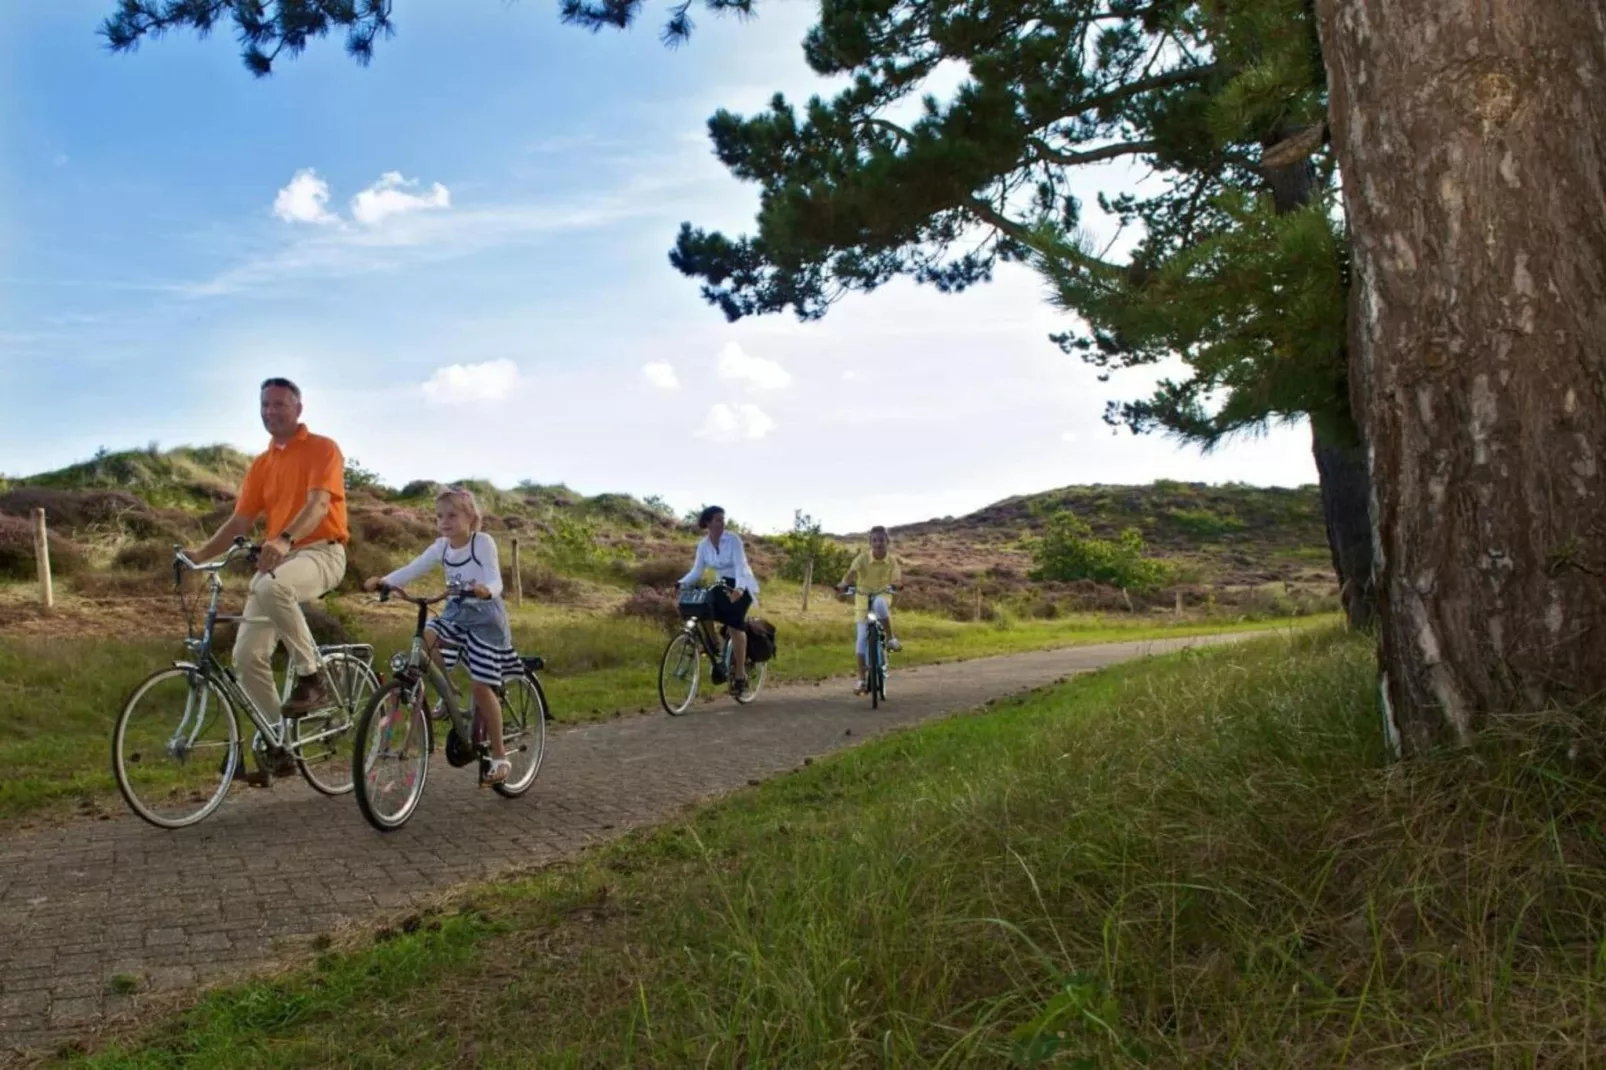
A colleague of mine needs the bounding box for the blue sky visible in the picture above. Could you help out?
[1,0,1318,534]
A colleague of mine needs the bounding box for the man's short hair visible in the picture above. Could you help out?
[260,377,302,400]
[870,525,888,537]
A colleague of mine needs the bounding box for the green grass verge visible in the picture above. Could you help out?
[57,628,1606,1067]
[0,603,1325,823]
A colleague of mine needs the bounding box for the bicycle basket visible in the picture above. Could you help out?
[677,586,711,619]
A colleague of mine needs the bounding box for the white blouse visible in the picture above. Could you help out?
[382,533,504,599]
[678,532,759,598]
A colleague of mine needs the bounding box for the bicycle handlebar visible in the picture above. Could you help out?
[841,585,897,597]
[372,581,476,606]
[172,536,258,583]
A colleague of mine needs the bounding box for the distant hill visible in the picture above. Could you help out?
[0,446,1336,623]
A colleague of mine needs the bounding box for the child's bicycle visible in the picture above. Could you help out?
[112,537,381,829]
[843,584,896,708]
[658,584,768,715]
[351,582,550,832]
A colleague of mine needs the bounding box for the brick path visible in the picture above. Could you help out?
[0,632,1261,1063]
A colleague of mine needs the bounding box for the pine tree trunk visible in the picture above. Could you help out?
[1311,419,1377,631]
[1315,0,1606,752]
[1262,132,1377,632]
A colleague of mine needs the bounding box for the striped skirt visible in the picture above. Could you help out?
[426,598,522,686]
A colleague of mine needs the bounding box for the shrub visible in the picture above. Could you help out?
[1164,507,1247,538]
[631,557,687,589]
[1028,510,1174,593]
[0,487,174,538]
[0,515,86,580]
[616,586,680,631]
[352,508,434,551]
[774,510,855,583]
[113,540,172,572]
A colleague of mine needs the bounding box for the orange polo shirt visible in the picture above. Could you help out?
[235,425,349,547]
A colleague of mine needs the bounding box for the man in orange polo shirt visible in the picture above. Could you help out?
[186,378,349,763]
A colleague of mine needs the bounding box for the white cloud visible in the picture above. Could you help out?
[351,171,451,226]
[273,168,337,225]
[1061,431,1079,442]
[420,359,521,405]
[716,342,792,391]
[694,403,776,443]
[642,361,680,390]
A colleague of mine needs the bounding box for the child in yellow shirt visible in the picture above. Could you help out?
[836,526,904,695]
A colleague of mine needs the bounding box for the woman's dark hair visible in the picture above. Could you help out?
[697,505,725,531]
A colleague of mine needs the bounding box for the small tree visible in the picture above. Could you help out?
[775,510,854,584]
[1029,511,1173,593]
[344,458,387,494]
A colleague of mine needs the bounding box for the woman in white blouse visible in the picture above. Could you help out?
[677,505,759,696]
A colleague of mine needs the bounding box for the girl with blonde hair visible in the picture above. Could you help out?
[365,486,521,785]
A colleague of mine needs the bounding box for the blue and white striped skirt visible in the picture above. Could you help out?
[427,598,522,686]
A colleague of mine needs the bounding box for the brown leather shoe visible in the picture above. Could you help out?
[281,669,331,719]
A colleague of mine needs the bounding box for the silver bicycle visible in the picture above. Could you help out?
[351,582,550,832]
[658,585,768,715]
[112,537,381,829]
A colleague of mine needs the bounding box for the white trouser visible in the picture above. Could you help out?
[854,596,892,657]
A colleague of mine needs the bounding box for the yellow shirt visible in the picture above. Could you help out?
[847,550,902,615]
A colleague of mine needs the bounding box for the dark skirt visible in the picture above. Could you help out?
[707,583,753,633]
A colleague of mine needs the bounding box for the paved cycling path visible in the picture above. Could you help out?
[0,631,1269,1063]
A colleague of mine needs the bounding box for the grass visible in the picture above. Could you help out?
[55,628,1606,1067]
[0,591,1324,823]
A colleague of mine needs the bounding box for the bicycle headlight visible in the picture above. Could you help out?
[388,652,409,674]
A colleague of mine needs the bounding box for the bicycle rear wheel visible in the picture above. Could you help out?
[734,655,767,704]
[113,666,241,829]
[659,631,701,715]
[294,651,378,796]
[493,674,549,798]
[352,679,431,832]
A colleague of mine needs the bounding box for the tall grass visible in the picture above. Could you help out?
[64,630,1606,1067]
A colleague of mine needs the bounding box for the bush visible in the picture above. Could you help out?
[0,515,86,580]
[631,556,687,589]
[351,508,435,551]
[0,487,174,538]
[774,510,855,583]
[1028,510,1174,593]
[616,586,680,631]
[1164,507,1247,538]
[113,540,172,572]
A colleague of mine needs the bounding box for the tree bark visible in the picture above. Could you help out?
[1315,0,1606,753]
[1311,419,1377,630]
[1262,132,1378,632]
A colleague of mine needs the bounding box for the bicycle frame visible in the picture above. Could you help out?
[173,538,373,758]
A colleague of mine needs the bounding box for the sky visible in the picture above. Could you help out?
[0,0,1318,535]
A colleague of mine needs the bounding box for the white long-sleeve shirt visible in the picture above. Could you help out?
[679,532,759,598]
[382,533,504,598]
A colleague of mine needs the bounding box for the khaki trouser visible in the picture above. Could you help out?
[232,541,347,721]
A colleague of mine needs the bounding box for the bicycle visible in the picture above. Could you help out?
[351,582,549,832]
[658,584,768,715]
[112,536,381,829]
[843,584,896,708]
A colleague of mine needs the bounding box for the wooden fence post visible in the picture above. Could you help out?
[1175,590,1183,618]
[974,583,983,622]
[801,557,814,612]
[510,537,523,608]
[32,508,53,609]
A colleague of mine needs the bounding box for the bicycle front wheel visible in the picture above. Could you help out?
[294,651,379,796]
[494,674,549,798]
[659,632,701,715]
[113,666,241,829]
[352,679,431,832]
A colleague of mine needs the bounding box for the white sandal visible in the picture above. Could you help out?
[482,757,512,786]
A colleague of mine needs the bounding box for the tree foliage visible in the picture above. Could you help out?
[773,509,853,583]
[1028,510,1173,592]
